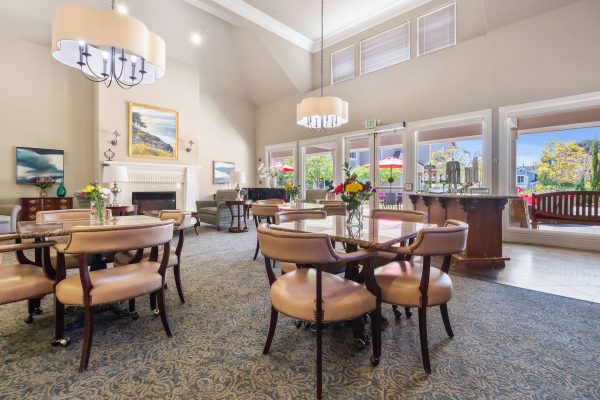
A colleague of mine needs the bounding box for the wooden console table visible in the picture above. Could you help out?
[408,193,518,269]
[20,197,73,221]
[226,200,252,233]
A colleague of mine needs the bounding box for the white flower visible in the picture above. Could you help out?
[101,188,111,195]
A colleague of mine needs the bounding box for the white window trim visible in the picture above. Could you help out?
[330,44,355,85]
[264,141,298,186]
[409,109,493,194]
[359,21,411,76]
[417,2,456,57]
[499,90,600,251]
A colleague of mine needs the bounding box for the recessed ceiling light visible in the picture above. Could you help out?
[191,33,202,45]
[116,4,128,14]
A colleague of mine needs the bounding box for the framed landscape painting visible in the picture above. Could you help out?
[129,102,179,160]
[213,161,235,184]
[16,147,64,184]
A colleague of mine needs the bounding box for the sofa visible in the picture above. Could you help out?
[196,190,241,231]
[0,204,21,234]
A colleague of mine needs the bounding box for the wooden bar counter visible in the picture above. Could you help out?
[408,193,518,269]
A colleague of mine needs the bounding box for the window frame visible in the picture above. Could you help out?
[359,21,411,76]
[330,44,355,85]
[417,2,457,57]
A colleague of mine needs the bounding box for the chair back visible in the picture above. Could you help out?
[256,199,285,205]
[36,209,113,223]
[274,210,326,224]
[252,204,279,218]
[215,190,239,203]
[158,210,192,230]
[409,220,468,256]
[305,189,329,203]
[316,200,346,216]
[371,209,428,223]
[257,224,339,264]
[61,221,174,254]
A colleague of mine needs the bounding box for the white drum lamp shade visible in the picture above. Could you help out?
[231,171,246,185]
[102,165,129,183]
[296,96,349,129]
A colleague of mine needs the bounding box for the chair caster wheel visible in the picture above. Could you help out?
[362,314,370,324]
[405,308,413,319]
[381,316,389,325]
[24,314,35,324]
[131,311,140,320]
[370,356,380,366]
[393,309,402,319]
[34,307,43,315]
[153,308,160,317]
[51,337,70,347]
[295,320,303,329]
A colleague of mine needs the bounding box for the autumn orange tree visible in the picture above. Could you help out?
[537,141,590,190]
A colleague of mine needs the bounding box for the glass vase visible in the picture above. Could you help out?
[346,204,364,227]
[90,199,107,225]
[56,182,67,198]
[289,194,297,208]
[38,188,48,197]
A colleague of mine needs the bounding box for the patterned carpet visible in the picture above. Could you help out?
[0,225,599,400]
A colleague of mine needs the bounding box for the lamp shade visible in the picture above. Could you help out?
[296,96,349,129]
[231,171,246,184]
[102,165,129,183]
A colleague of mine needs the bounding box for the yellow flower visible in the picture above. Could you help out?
[345,182,363,193]
[284,183,293,191]
[82,184,95,193]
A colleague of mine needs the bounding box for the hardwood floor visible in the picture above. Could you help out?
[452,243,600,303]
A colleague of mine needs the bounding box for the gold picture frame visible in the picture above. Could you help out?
[128,102,179,160]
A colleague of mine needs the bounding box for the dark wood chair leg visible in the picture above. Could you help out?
[51,298,68,347]
[173,264,185,303]
[418,306,431,374]
[79,306,94,372]
[156,288,172,337]
[262,306,278,354]
[404,306,413,319]
[370,300,382,366]
[216,224,221,231]
[150,292,158,315]
[440,303,454,337]
[25,298,36,323]
[129,299,136,312]
[254,239,260,260]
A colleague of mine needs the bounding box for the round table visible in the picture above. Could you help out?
[226,200,252,233]
[278,202,325,211]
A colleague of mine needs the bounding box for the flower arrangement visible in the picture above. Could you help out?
[33,177,55,197]
[284,182,301,203]
[257,162,281,179]
[333,162,376,226]
[78,183,111,225]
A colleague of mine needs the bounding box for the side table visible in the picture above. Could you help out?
[107,204,138,216]
[226,200,252,233]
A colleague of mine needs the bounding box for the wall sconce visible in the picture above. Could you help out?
[110,130,121,146]
[185,140,194,152]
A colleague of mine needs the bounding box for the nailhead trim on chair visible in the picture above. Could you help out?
[258,224,340,262]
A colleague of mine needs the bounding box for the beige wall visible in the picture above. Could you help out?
[256,0,600,189]
[0,36,94,203]
[95,57,255,201]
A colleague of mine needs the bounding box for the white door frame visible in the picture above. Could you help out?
[264,141,298,186]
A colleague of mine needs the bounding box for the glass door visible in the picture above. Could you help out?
[266,145,296,187]
[301,141,336,196]
[374,131,405,209]
[345,135,373,215]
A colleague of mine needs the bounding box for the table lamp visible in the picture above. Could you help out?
[102,165,129,206]
[231,171,246,200]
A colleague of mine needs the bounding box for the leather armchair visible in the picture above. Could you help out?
[0,204,21,234]
[298,189,331,204]
[195,189,239,231]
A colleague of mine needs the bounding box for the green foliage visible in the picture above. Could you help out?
[305,155,333,188]
[536,141,590,190]
[591,140,600,191]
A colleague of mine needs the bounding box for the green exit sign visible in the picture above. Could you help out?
[364,119,378,129]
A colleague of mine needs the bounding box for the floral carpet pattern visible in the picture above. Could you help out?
[0,225,599,399]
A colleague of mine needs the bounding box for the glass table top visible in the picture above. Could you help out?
[275,215,434,250]
[17,216,162,239]
[277,202,325,211]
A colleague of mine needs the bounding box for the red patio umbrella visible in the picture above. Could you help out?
[281,165,294,172]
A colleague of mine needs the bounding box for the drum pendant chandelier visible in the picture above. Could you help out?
[296,0,348,132]
[51,0,166,88]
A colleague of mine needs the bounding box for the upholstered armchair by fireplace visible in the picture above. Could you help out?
[195,189,239,231]
[0,204,21,234]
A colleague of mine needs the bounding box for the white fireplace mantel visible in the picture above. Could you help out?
[100,161,202,211]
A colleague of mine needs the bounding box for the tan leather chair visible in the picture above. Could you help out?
[252,204,280,260]
[53,220,175,372]
[255,198,285,205]
[0,233,56,324]
[374,220,468,374]
[316,200,346,216]
[113,210,192,306]
[257,223,380,399]
[36,209,113,270]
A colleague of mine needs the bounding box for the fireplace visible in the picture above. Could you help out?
[132,192,176,214]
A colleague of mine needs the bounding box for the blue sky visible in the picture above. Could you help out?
[516,126,600,166]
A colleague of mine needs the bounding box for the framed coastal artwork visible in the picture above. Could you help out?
[16,147,64,184]
[128,102,179,160]
[213,161,235,184]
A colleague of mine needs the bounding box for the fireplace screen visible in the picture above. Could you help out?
[132,192,176,214]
